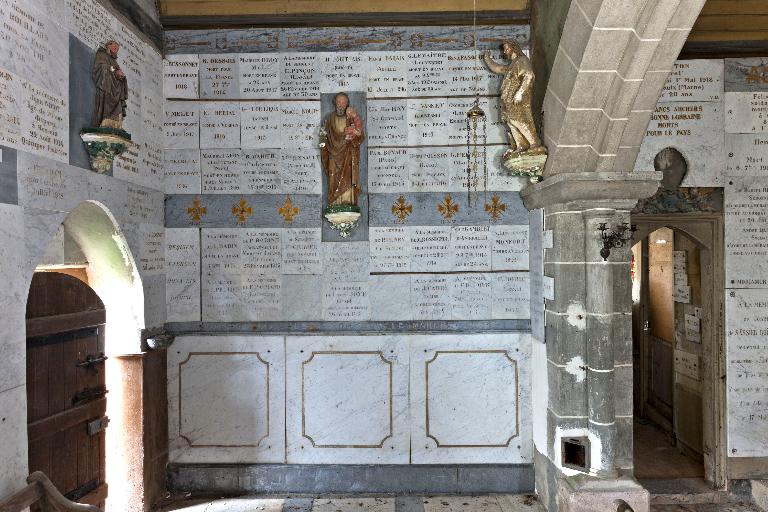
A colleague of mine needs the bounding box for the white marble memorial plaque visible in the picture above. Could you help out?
[240,102,281,148]
[281,101,320,148]
[200,55,239,98]
[451,226,491,271]
[281,53,320,99]
[166,228,201,322]
[659,60,723,102]
[242,149,281,193]
[673,284,691,303]
[368,148,408,193]
[450,274,492,320]
[635,101,724,186]
[239,54,281,99]
[320,52,365,92]
[201,150,242,193]
[367,52,408,98]
[491,225,529,271]
[280,150,322,194]
[200,102,241,149]
[408,52,448,97]
[164,149,201,194]
[241,229,282,275]
[725,92,768,133]
[367,100,408,146]
[410,147,450,191]
[369,227,411,272]
[492,273,530,319]
[202,229,240,273]
[163,54,199,99]
[323,241,370,282]
[674,350,700,381]
[726,134,768,176]
[0,68,22,149]
[322,282,370,321]
[726,178,768,287]
[282,228,322,275]
[411,274,451,320]
[241,275,282,320]
[408,98,449,145]
[410,226,452,272]
[164,101,200,149]
[726,289,768,456]
[138,224,165,276]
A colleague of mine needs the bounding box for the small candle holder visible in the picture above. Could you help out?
[597,222,637,261]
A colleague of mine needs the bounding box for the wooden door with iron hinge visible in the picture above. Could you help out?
[25,272,109,508]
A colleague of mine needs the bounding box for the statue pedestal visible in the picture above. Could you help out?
[502,147,548,180]
[80,127,133,173]
[324,205,361,238]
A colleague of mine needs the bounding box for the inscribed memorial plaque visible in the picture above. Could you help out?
[492,273,530,319]
[280,101,320,148]
[725,289,768,456]
[163,54,199,99]
[241,229,282,274]
[164,149,201,194]
[166,228,201,322]
[450,273,492,320]
[280,149,321,194]
[367,53,408,98]
[201,150,242,193]
[368,148,408,193]
[240,102,281,149]
[725,134,768,176]
[241,275,282,320]
[367,100,408,146]
[407,98,449,146]
[410,147,450,192]
[242,149,280,193]
[407,52,447,97]
[659,60,723,102]
[411,274,451,320]
[0,69,22,149]
[164,101,200,149]
[202,229,240,273]
[491,225,529,270]
[322,282,370,321]
[200,55,239,98]
[239,54,280,99]
[200,102,241,149]
[281,53,320,99]
[725,92,768,133]
[410,226,452,272]
[282,228,322,274]
[320,52,365,92]
[725,178,768,287]
[451,225,491,271]
[369,227,411,272]
[323,241,369,282]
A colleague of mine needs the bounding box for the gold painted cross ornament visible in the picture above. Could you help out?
[484,194,506,221]
[232,197,253,225]
[437,194,459,219]
[186,196,207,224]
[391,195,413,223]
[278,196,300,224]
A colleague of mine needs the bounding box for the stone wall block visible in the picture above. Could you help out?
[543,88,567,146]
[636,0,683,39]
[547,51,579,108]
[580,30,633,72]
[612,313,633,365]
[612,262,633,313]
[593,0,653,30]
[558,3,596,70]
[545,312,587,367]
[543,145,594,176]
[614,416,634,469]
[618,36,660,82]
[547,409,588,460]
[587,368,616,425]
[613,365,633,417]
[619,111,654,154]
[568,72,616,110]
[668,0,708,29]
[558,110,603,147]
[604,76,643,121]
[573,0,602,25]
[594,116,628,157]
[587,420,617,472]
[585,264,613,314]
[545,262,586,313]
[632,70,669,111]
[648,28,691,74]
[544,211,586,263]
[585,315,613,370]
[549,364,588,418]
[613,145,642,173]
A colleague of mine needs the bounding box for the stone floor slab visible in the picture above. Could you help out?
[311,498,395,512]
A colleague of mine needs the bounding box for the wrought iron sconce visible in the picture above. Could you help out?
[597,222,637,261]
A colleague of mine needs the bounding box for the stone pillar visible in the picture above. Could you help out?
[522,173,660,512]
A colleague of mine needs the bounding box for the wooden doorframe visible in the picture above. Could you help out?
[631,213,726,489]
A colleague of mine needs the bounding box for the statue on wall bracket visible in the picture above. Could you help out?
[484,41,547,180]
[80,40,133,174]
[320,92,364,238]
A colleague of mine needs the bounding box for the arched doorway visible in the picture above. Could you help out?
[630,147,726,489]
[25,272,108,507]
[25,201,154,512]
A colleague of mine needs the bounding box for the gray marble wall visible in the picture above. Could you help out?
[0,0,164,497]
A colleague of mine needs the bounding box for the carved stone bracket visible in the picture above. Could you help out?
[80,128,133,174]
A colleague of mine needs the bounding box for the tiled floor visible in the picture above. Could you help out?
[157,495,762,511]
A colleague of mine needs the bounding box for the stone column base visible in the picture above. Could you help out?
[557,474,650,512]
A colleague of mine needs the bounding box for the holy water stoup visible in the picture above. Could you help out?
[80,40,134,174]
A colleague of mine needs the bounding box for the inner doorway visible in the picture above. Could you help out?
[631,219,725,487]
[25,271,108,507]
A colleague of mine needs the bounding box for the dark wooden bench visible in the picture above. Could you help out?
[0,472,102,512]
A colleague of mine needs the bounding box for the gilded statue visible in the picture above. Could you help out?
[484,41,547,177]
[319,92,365,237]
[91,40,128,130]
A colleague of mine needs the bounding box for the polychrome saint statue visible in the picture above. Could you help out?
[484,41,547,178]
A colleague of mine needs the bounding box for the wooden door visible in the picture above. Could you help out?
[25,272,108,508]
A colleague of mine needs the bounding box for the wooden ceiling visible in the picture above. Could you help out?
[158,0,531,28]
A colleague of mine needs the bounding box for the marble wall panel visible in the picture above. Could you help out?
[243,150,281,193]
[168,335,285,463]
[407,98,449,146]
[366,53,408,98]
[367,101,408,147]
[239,54,281,99]
[164,54,199,99]
[370,227,411,273]
[16,153,87,212]
[138,223,165,276]
[202,273,282,322]
[281,53,320,99]
[200,54,239,99]
[410,226,453,273]
[492,273,530,320]
[725,92,768,134]
[407,52,448,97]
[410,333,532,463]
[240,103,281,148]
[319,52,365,93]
[281,101,322,148]
[0,68,22,151]
[368,148,409,193]
[164,149,202,194]
[369,274,412,321]
[200,102,241,149]
[166,228,201,322]
[285,336,409,463]
[446,97,505,146]
[64,0,116,51]
[323,241,370,282]
[659,60,723,102]
[322,281,370,321]
[725,134,768,176]
[450,274,492,320]
[634,101,724,186]
[164,101,200,149]
[451,225,491,271]
[0,386,28,498]
[491,225,529,271]
[725,290,768,456]
[280,150,322,195]
[281,274,323,321]
[725,177,768,288]
[282,228,322,275]
[411,274,452,320]
[0,146,18,205]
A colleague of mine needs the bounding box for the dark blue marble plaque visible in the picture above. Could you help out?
[0,145,17,205]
